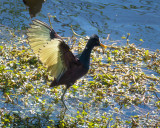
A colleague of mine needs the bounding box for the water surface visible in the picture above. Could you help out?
[0,0,160,50]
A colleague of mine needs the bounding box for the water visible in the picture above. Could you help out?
[0,0,160,127]
[0,0,160,50]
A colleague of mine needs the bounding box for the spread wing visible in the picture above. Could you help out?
[26,19,79,81]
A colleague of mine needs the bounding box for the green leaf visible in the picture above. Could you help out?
[72,85,78,89]
[139,39,144,42]
[0,45,3,50]
[121,36,126,39]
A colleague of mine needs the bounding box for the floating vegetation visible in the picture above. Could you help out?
[0,26,160,127]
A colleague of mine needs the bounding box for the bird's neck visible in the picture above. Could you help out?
[79,46,94,69]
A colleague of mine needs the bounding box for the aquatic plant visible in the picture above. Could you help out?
[0,26,159,127]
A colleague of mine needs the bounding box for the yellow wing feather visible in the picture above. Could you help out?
[38,39,66,79]
[27,20,67,80]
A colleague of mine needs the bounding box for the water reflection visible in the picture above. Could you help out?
[23,0,45,18]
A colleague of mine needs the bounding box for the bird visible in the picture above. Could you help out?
[23,0,45,18]
[26,19,106,110]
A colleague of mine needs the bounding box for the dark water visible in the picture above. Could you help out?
[0,0,160,50]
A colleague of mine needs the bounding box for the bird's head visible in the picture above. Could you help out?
[87,34,107,49]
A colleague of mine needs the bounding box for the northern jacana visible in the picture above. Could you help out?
[26,19,106,110]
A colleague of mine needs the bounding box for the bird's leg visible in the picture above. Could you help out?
[61,86,69,110]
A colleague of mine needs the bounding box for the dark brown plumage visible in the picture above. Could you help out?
[26,19,106,110]
[23,0,45,18]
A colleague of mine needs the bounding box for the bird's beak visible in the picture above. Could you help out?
[100,43,107,49]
